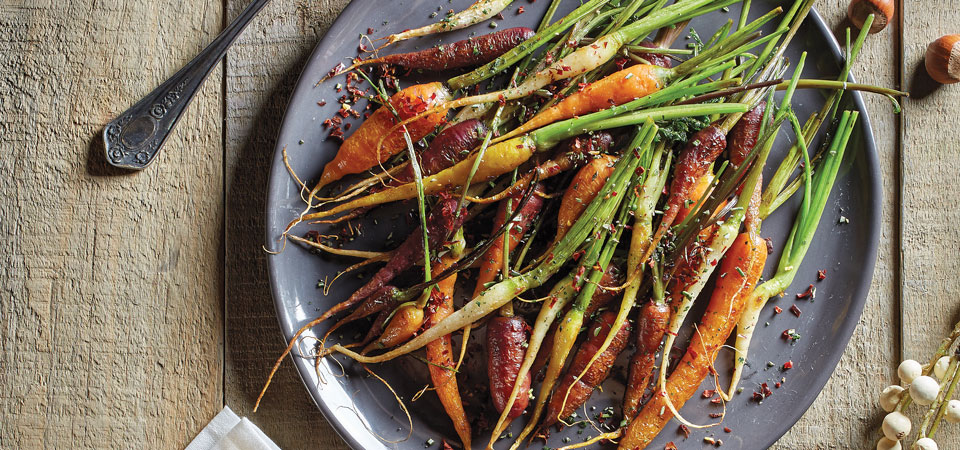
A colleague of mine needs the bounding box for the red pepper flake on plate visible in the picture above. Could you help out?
[790,304,802,317]
[773,306,782,314]
[817,269,827,281]
[796,284,815,299]
[783,360,794,370]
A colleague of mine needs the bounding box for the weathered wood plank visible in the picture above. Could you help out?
[898,0,960,447]
[0,0,224,448]
[222,0,351,449]
[774,1,902,448]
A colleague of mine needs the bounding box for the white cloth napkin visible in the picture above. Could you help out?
[186,406,281,450]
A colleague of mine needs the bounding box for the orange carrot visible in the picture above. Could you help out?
[472,184,545,298]
[313,82,450,191]
[497,64,671,143]
[675,172,714,223]
[366,304,424,352]
[555,154,618,243]
[618,231,767,449]
[424,250,471,449]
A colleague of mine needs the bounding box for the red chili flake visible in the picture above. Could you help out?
[326,62,346,79]
[615,58,629,70]
[773,306,783,314]
[796,284,815,299]
[666,443,678,450]
[366,27,375,34]
[343,123,352,131]
[775,382,781,388]
[678,424,691,438]
[702,389,715,398]
[517,6,525,14]
[318,100,327,107]
[496,12,504,20]
[723,427,732,433]
[783,360,794,370]
[764,237,774,254]
[782,328,800,342]
[790,304,802,317]
[817,269,827,281]
[709,413,723,418]
[710,397,722,404]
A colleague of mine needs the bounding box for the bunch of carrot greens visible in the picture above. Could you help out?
[262,1,907,448]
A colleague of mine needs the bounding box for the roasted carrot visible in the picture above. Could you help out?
[543,311,631,428]
[472,183,545,298]
[327,27,535,81]
[471,132,613,204]
[315,119,487,225]
[298,104,748,222]
[555,154,618,243]
[487,316,532,419]
[377,0,515,48]
[423,237,471,449]
[389,4,779,151]
[622,299,670,420]
[322,285,400,345]
[306,196,465,327]
[367,304,424,351]
[497,64,672,143]
[530,265,622,379]
[675,172,714,223]
[311,82,450,192]
[618,231,767,449]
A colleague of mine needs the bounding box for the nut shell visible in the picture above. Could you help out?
[848,0,894,33]
[926,34,960,84]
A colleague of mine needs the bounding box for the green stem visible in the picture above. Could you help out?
[928,356,960,437]
[447,0,610,90]
[534,103,749,148]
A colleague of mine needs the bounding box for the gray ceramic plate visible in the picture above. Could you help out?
[266,1,880,448]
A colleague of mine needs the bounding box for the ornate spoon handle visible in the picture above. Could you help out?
[103,0,271,170]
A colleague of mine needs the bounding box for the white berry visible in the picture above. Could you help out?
[877,437,902,450]
[880,385,905,412]
[912,438,938,450]
[910,376,941,406]
[882,412,912,441]
[899,360,923,384]
[945,399,960,423]
[934,356,951,379]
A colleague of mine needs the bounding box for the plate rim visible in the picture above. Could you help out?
[263,3,882,448]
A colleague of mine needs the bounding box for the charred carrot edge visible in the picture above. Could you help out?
[618,231,767,449]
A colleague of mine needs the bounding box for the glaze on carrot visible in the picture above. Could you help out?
[618,231,767,449]
[555,154,618,243]
[487,316,532,419]
[424,245,471,449]
[342,27,535,76]
[313,82,450,191]
[621,299,670,420]
[543,311,631,428]
[473,183,545,298]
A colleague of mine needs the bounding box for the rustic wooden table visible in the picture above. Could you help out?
[2,0,957,448]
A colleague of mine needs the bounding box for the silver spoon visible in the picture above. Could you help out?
[102,0,271,170]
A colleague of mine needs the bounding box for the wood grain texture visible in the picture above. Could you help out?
[222,0,351,449]
[898,0,960,447]
[0,1,224,449]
